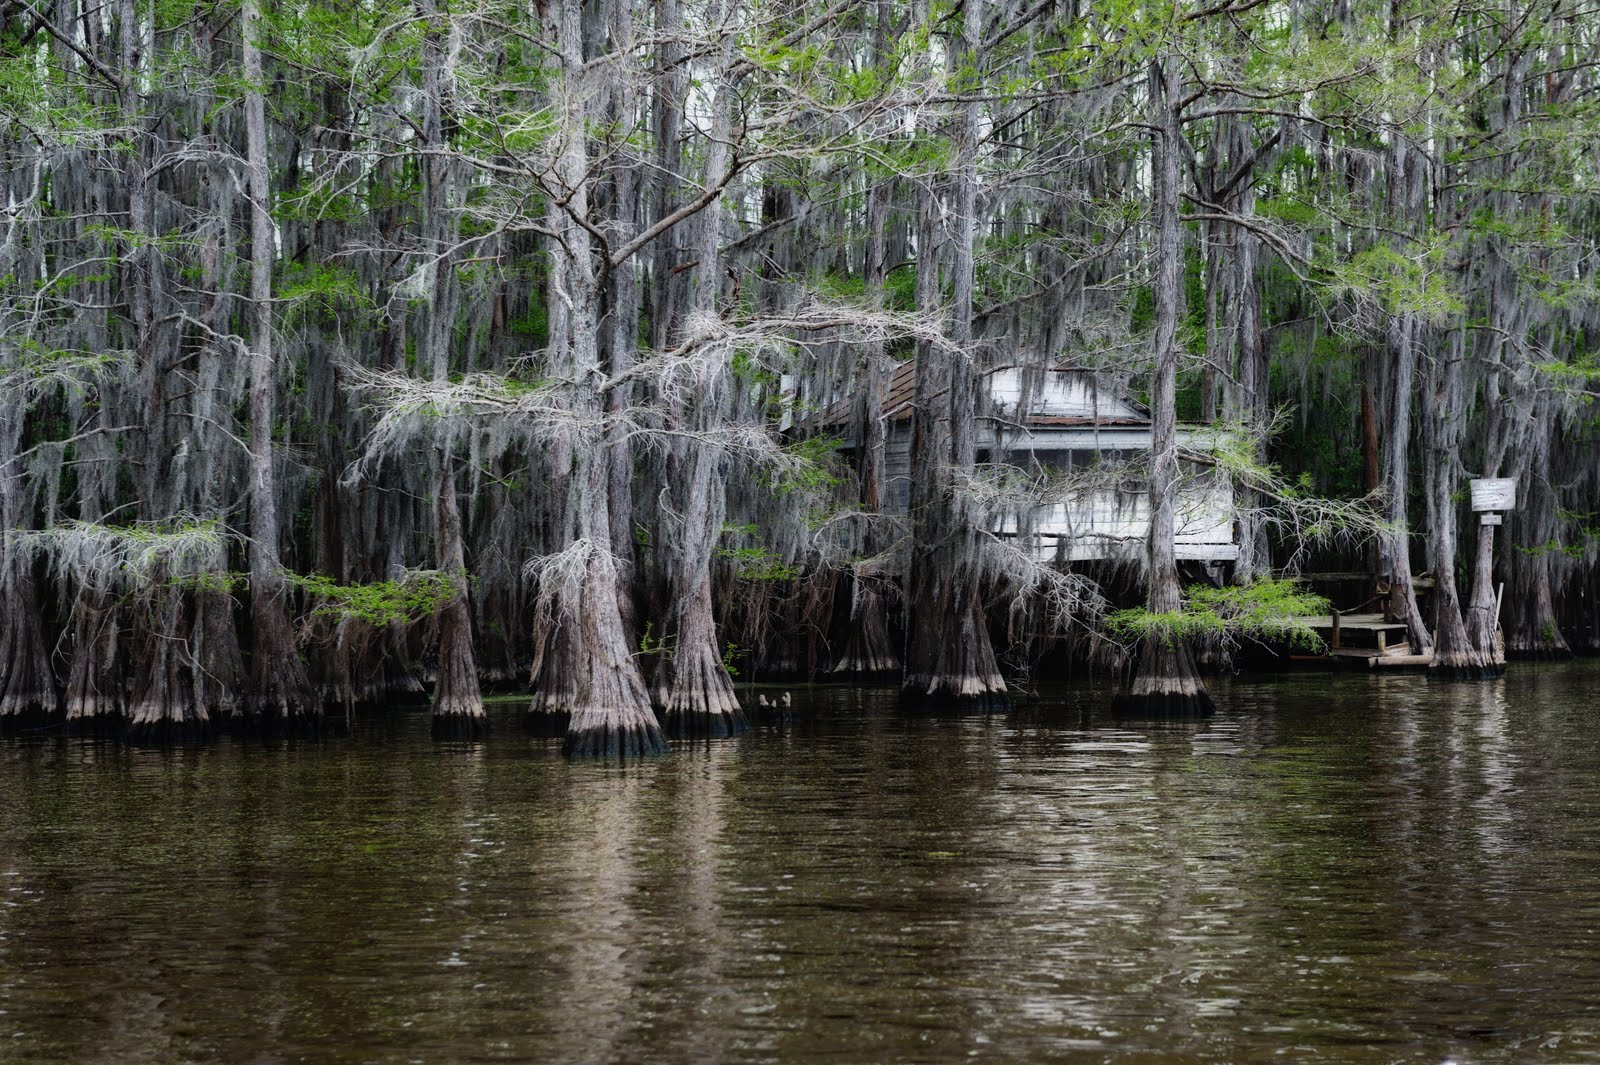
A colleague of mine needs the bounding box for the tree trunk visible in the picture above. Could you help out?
[833,2,900,680]
[1505,406,1571,658]
[127,589,210,742]
[0,387,58,730]
[241,0,318,731]
[1424,332,1498,678]
[63,593,124,733]
[531,0,666,758]
[1377,135,1433,654]
[657,16,747,738]
[419,0,486,739]
[901,0,1007,709]
[1120,57,1212,717]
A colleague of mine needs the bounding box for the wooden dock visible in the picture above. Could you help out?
[1294,612,1433,670]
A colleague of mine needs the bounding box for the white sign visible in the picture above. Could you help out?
[1470,477,1517,513]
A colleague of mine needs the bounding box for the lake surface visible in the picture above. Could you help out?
[2,662,1599,1063]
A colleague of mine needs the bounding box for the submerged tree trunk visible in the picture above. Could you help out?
[1120,56,1212,717]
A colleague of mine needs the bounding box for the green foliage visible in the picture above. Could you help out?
[778,436,845,496]
[1107,579,1330,651]
[1331,241,1464,324]
[284,570,459,627]
[279,262,371,316]
[638,622,665,655]
[717,523,799,581]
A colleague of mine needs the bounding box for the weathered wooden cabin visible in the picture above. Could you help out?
[826,362,1239,566]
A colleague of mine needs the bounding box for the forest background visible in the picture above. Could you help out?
[0,0,1596,754]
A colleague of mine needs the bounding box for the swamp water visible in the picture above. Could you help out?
[2,662,1599,1063]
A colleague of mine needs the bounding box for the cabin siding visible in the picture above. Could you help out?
[867,370,1239,564]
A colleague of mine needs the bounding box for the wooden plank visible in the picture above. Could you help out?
[1372,654,1433,669]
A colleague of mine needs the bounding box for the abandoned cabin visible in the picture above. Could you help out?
[809,361,1239,569]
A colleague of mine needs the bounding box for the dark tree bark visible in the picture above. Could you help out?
[241,0,318,732]
[418,0,486,740]
[1119,55,1212,717]
[902,0,1007,710]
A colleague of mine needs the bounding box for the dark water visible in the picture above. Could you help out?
[3,664,1600,1063]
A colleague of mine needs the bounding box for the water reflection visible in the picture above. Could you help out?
[0,663,1598,1062]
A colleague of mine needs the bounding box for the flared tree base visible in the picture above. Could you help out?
[125,716,214,744]
[1429,652,1506,680]
[432,710,489,740]
[899,674,1013,713]
[562,714,669,760]
[1506,645,1573,661]
[659,704,751,739]
[1112,687,1216,718]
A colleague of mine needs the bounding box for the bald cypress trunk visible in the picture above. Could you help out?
[831,347,899,678]
[834,0,900,681]
[240,0,318,732]
[1376,136,1434,655]
[656,13,747,739]
[1119,56,1212,717]
[902,0,1007,710]
[417,0,485,739]
[1425,330,1498,678]
[1506,404,1571,659]
[0,417,56,729]
[531,0,665,759]
[1466,339,1510,665]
